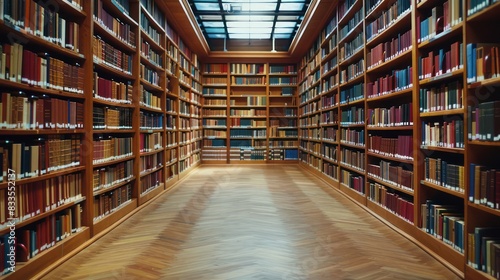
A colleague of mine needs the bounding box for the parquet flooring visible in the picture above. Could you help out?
[41,165,461,280]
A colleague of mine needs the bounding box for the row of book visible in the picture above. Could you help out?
[229,129,266,138]
[366,30,412,69]
[417,0,463,43]
[365,0,411,41]
[421,201,464,253]
[367,103,413,127]
[468,0,500,16]
[204,99,226,106]
[1,0,80,51]
[139,153,162,174]
[204,130,227,138]
[0,173,82,225]
[203,63,228,74]
[0,43,84,93]
[93,36,133,74]
[93,160,133,192]
[0,136,81,181]
[94,0,135,47]
[93,183,132,221]
[139,112,163,130]
[140,11,162,43]
[229,109,266,117]
[269,140,298,148]
[179,100,191,115]
[340,170,365,194]
[341,148,365,171]
[141,41,163,67]
[140,87,161,110]
[269,77,297,85]
[269,65,296,74]
[299,85,320,104]
[140,171,163,195]
[340,58,364,84]
[300,128,320,140]
[469,164,500,210]
[92,137,133,164]
[166,115,177,129]
[299,114,320,127]
[94,73,132,104]
[421,120,465,148]
[339,32,364,62]
[321,92,338,109]
[339,8,363,41]
[230,96,267,106]
[0,204,82,273]
[231,77,265,86]
[166,97,177,113]
[268,149,298,160]
[323,127,338,142]
[228,139,266,149]
[340,83,364,104]
[232,149,266,161]
[230,63,266,75]
[419,81,463,112]
[203,119,226,127]
[201,148,227,160]
[93,107,132,130]
[368,182,414,223]
[418,42,463,80]
[466,43,500,84]
[203,77,227,85]
[300,100,320,116]
[321,110,339,125]
[368,135,413,160]
[322,144,337,161]
[424,157,465,193]
[140,64,160,86]
[139,132,162,153]
[366,66,413,98]
[340,107,364,125]
[341,128,365,146]
[467,226,500,278]
[0,93,84,130]
[368,161,414,191]
[269,128,298,138]
[140,0,165,27]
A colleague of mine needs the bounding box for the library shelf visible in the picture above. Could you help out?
[367,150,413,165]
[420,180,465,199]
[92,198,137,235]
[420,108,464,117]
[367,175,414,196]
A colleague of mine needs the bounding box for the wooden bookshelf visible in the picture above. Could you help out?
[0,0,202,278]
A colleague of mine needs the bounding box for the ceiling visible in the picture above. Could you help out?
[187,0,311,51]
[161,0,338,61]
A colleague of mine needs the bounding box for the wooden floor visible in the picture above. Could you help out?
[41,165,461,280]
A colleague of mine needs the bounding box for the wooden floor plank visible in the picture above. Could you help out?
[41,165,461,279]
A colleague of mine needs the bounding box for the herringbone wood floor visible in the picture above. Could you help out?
[41,165,461,280]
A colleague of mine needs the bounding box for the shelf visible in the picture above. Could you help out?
[468,76,500,89]
[367,125,413,131]
[140,29,164,52]
[419,69,465,86]
[140,148,165,156]
[420,108,464,117]
[140,165,164,178]
[367,175,414,196]
[0,128,85,135]
[366,47,412,74]
[92,154,136,169]
[338,0,363,26]
[140,4,166,34]
[93,176,135,197]
[0,196,86,235]
[93,20,136,53]
[93,198,137,236]
[339,72,365,89]
[366,9,412,47]
[340,123,365,128]
[467,202,500,217]
[468,140,500,147]
[338,20,364,47]
[339,46,364,68]
[0,166,85,189]
[339,97,365,107]
[92,129,135,134]
[140,104,164,114]
[340,141,365,150]
[420,180,465,198]
[339,162,365,175]
[366,87,413,103]
[93,58,134,80]
[140,55,165,74]
[467,1,500,22]
[418,22,463,49]
[140,78,163,92]
[420,145,465,154]
[0,21,86,62]
[93,97,134,108]
[367,151,413,165]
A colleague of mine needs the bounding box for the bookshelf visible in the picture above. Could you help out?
[296,0,500,279]
[201,62,299,163]
[0,0,202,278]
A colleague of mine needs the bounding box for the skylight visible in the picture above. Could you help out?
[188,0,311,51]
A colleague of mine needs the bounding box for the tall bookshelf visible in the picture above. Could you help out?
[201,62,299,163]
[0,0,202,278]
[297,0,500,279]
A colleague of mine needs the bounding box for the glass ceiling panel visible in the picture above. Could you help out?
[189,0,311,50]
